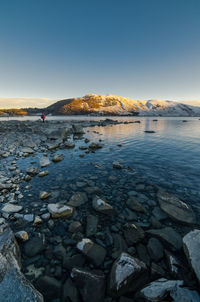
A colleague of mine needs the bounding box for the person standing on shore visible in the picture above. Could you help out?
[41,114,46,123]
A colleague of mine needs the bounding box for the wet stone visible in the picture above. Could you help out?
[68,192,88,207]
[23,235,46,257]
[123,223,145,246]
[86,214,98,237]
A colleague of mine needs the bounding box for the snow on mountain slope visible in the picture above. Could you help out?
[44,94,200,116]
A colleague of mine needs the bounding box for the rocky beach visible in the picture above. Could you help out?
[0,118,200,302]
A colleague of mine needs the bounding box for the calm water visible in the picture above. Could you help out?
[3,116,200,205]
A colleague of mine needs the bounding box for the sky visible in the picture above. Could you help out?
[0,0,200,108]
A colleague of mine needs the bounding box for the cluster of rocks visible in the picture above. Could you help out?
[0,120,200,302]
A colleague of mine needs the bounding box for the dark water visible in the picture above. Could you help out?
[16,116,200,208]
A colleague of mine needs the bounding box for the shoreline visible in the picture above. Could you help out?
[0,119,200,302]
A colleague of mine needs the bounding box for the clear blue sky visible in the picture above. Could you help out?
[0,0,200,101]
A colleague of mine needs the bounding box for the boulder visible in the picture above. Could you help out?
[0,224,43,302]
[123,223,145,245]
[47,203,73,218]
[108,252,147,296]
[68,192,88,207]
[52,153,65,162]
[72,124,85,134]
[147,227,182,251]
[71,268,105,302]
[157,190,196,224]
[183,229,200,283]
[92,196,114,215]
[126,197,146,213]
[139,278,200,302]
[39,156,50,168]
[77,238,106,267]
[26,166,38,176]
[1,203,23,214]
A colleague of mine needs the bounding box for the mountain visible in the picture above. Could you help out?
[43,94,200,116]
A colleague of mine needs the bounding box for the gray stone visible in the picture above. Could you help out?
[24,214,34,223]
[52,153,65,162]
[77,238,106,267]
[124,223,145,245]
[147,227,182,251]
[36,275,61,301]
[89,142,103,149]
[39,156,50,168]
[1,203,23,214]
[86,214,98,237]
[47,203,73,218]
[62,278,80,302]
[157,190,196,224]
[147,238,164,261]
[0,224,43,302]
[21,147,34,154]
[40,191,51,200]
[26,166,38,176]
[71,268,105,302]
[126,197,146,213]
[72,124,85,134]
[68,192,88,207]
[113,161,123,169]
[92,196,114,215]
[183,229,200,283]
[139,278,200,302]
[108,252,147,296]
[24,235,45,257]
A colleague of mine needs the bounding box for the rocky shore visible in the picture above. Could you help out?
[0,119,200,302]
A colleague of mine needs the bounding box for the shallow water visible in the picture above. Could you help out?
[14,116,200,207]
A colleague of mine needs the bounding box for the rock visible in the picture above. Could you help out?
[0,217,6,225]
[24,214,34,223]
[71,268,105,302]
[52,153,65,162]
[152,207,168,221]
[139,278,200,302]
[38,171,49,177]
[147,227,182,251]
[1,203,23,213]
[77,238,106,267]
[144,130,156,133]
[123,223,145,245]
[147,238,164,261]
[86,214,98,237]
[62,127,72,141]
[34,216,43,226]
[136,244,150,266]
[84,186,102,195]
[108,252,147,296]
[183,229,200,283]
[68,221,83,233]
[64,141,75,148]
[166,252,181,277]
[40,191,51,200]
[36,275,61,301]
[25,175,32,181]
[151,262,166,279]
[72,124,85,134]
[26,166,38,176]
[62,278,80,302]
[92,196,114,215]
[68,192,88,207]
[21,147,34,154]
[63,254,85,270]
[112,233,128,258]
[24,235,45,257]
[15,231,29,242]
[126,197,146,213]
[89,142,103,149]
[47,203,73,218]
[39,156,50,168]
[0,224,43,302]
[157,190,196,224]
[113,161,123,169]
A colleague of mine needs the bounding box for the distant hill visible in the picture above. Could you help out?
[42,94,200,116]
[1,94,200,116]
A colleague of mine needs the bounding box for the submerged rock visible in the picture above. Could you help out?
[92,196,114,215]
[147,227,182,251]
[40,191,51,200]
[157,190,196,224]
[1,203,23,213]
[183,229,200,283]
[47,203,73,218]
[52,153,65,162]
[77,238,106,267]
[71,268,105,302]
[39,156,50,168]
[68,192,88,207]
[72,124,85,134]
[108,252,147,296]
[26,166,38,176]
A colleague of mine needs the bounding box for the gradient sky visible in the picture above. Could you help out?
[0,0,200,107]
